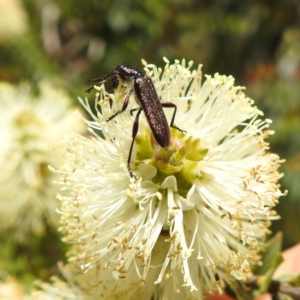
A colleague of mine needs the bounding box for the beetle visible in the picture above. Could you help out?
[85,65,184,178]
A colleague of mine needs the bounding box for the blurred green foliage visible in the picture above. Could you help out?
[0,0,299,292]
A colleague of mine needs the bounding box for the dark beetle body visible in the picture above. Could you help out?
[86,65,183,178]
[134,76,170,147]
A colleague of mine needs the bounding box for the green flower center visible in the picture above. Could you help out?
[134,128,208,197]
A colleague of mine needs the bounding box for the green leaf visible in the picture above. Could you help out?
[253,232,283,296]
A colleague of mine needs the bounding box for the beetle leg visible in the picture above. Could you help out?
[161,102,186,133]
[107,89,133,122]
[130,108,139,116]
[127,108,142,179]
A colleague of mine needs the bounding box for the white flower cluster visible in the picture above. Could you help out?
[44,58,285,299]
[0,82,84,242]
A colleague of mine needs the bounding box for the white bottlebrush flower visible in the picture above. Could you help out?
[0,275,25,300]
[28,270,86,300]
[0,0,28,44]
[56,58,286,299]
[0,82,84,243]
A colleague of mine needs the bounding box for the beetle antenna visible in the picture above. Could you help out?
[85,85,95,93]
[89,77,103,83]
